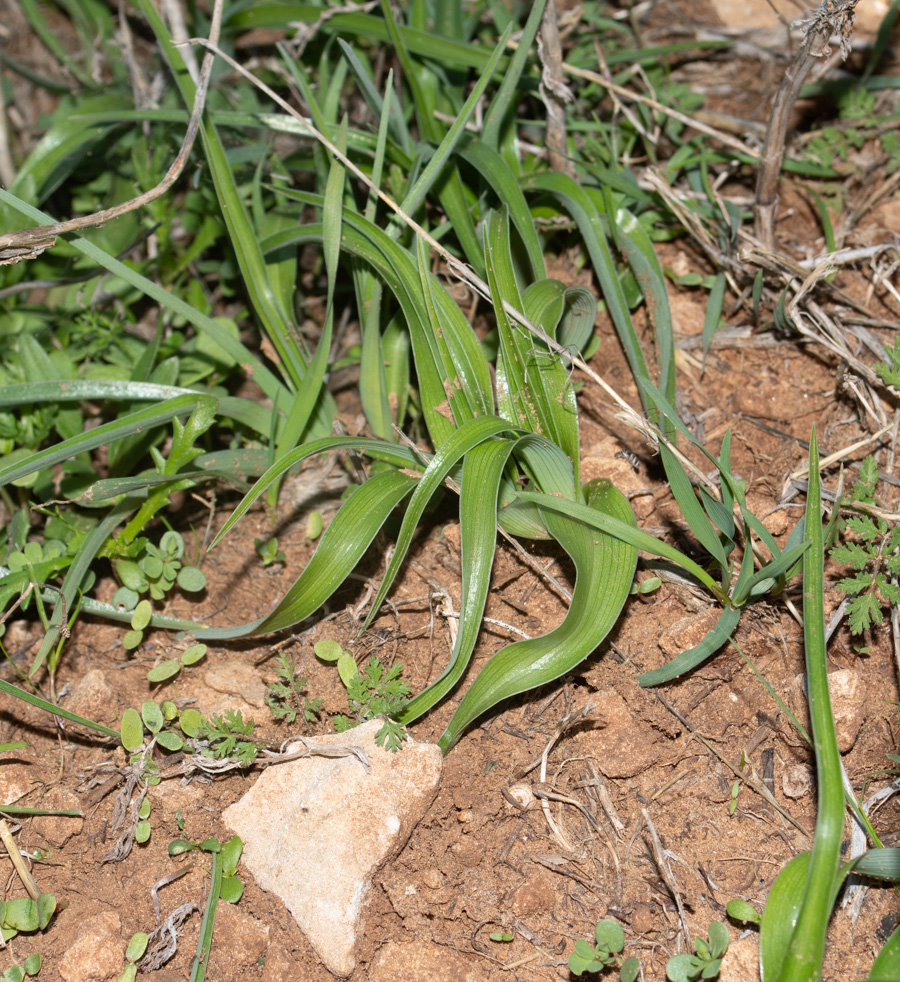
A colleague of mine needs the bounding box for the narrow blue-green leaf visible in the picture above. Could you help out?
[190,846,223,982]
[395,26,511,237]
[658,440,729,576]
[455,135,545,280]
[514,491,727,601]
[361,416,514,633]
[209,436,423,549]
[638,604,742,686]
[337,40,410,154]
[397,437,516,724]
[732,542,808,605]
[522,173,656,420]
[0,380,272,438]
[438,479,637,752]
[702,272,726,370]
[194,470,418,639]
[135,0,312,393]
[778,427,845,982]
[481,0,547,151]
[849,848,900,880]
[0,679,119,739]
[0,395,207,488]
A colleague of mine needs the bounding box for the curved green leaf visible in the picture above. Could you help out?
[438,478,637,752]
[398,436,516,723]
[869,925,900,982]
[760,853,810,982]
[193,470,418,639]
[361,415,515,633]
[638,604,742,686]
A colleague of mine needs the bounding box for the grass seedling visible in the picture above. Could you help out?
[569,918,640,981]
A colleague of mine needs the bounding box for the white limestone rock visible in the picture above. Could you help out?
[223,719,442,977]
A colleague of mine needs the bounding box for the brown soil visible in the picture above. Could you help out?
[3,3,900,981]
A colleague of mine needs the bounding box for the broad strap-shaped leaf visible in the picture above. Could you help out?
[397,436,516,724]
[760,853,810,982]
[869,925,900,982]
[521,172,656,420]
[438,479,637,753]
[209,436,423,549]
[360,415,515,634]
[193,470,418,640]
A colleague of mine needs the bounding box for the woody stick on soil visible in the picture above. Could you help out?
[754,0,860,250]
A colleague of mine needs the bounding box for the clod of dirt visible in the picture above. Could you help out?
[658,610,721,659]
[783,763,813,799]
[197,658,268,715]
[366,941,482,982]
[214,900,269,967]
[718,933,761,982]
[58,910,123,982]
[570,690,658,778]
[223,720,442,977]
[65,669,118,724]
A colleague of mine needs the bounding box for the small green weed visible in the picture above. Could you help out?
[167,834,244,905]
[828,455,900,634]
[314,641,410,751]
[0,952,42,982]
[197,710,263,767]
[0,895,56,945]
[118,933,149,982]
[112,530,206,610]
[266,653,322,726]
[254,537,285,567]
[665,921,729,981]
[568,918,639,981]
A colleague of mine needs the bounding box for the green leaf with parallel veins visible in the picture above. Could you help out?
[439,479,637,752]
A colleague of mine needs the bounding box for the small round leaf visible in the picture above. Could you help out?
[160,530,185,558]
[162,701,178,721]
[23,953,41,976]
[112,587,140,612]
[36,893,56,929]
[199,837,220,853]
[140,555,163,579]
[337,652,358,688]
[141,701,164,734]
[168,839,195,856]
[621,956,641,982]
[117,966,137,982]
[135,820,151,844]
[146,660,181,683]
[220,875,243,904]
[180,643,207,666]
[4,964,25,982]
[726,898,760,925]
[306,511,323,540]
[126,931,149,962]
[122,630,144,651]
[131,600,152,632]
[594,919,624,954]
[120,708,144,752]
[314,640,343,662]
[3,898,38,932]
[156,730,183,752]
[708,921,729,959]
[220,835,243,876]
[179,709,203,737]
[176,566,206,592]
[137,797,151,820]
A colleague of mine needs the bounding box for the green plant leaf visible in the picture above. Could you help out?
[3,899,38,932]
[220,876,243,904]
[120,708,144,751]
[760,852,810,981]
[868,924,900,981]
[595,919,625,953]
[147,660,181,683]
[726,899,760,925]
[439,479,637,752]
[141,701,163,734]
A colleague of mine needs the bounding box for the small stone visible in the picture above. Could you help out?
[368,941,482,982]
[631,905,654,934]
[422,869,443,889]
[58,910,122,982]
[829,669,862,754]
[783,764,813,799]
[66,669,117,724]
[31,789,82,847]
[658,610,720,658]
[223,719,442,977]
[0,761,35,807]
[511,874,558,916]
[213,901,269,966]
